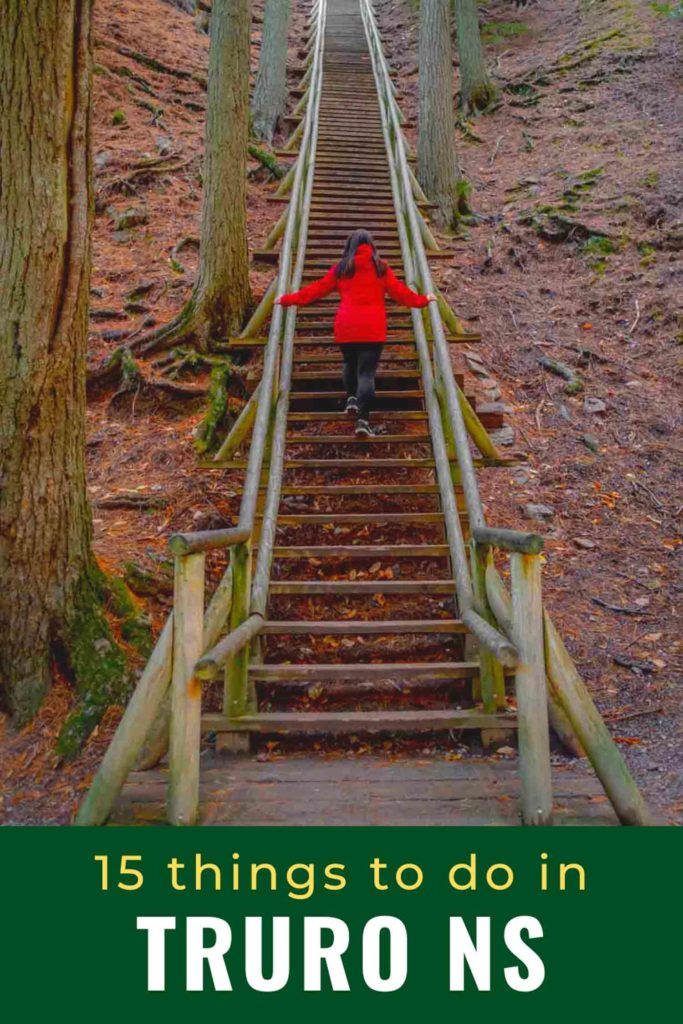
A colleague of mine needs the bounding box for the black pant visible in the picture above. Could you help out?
[339,343,383,420]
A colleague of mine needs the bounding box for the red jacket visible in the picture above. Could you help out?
[279,243,429,343]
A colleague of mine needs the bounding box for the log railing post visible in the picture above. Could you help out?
[168,551,205,826]
[223,540,252,744]
[471,540,507,715]
[510,551,553,825]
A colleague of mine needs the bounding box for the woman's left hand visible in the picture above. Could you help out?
[426,293,437,303]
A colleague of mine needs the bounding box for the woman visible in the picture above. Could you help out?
[276,229,435,436]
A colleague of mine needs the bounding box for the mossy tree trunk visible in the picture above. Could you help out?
[251,0,291,143]
[417,0,465,228]
[0,0,135,748]
[454,0,497,114]
[137,0,253,353]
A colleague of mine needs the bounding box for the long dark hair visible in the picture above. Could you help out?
[335,230,388,279]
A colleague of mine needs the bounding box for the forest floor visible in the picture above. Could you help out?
[1,0,680,825]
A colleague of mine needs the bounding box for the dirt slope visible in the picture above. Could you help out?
[378,0,682,815]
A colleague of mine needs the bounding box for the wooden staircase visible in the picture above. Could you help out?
[213,0,517,743]
[75,0,652,829]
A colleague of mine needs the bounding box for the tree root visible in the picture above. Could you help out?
[248,144,288,180]
[110,64,159,98]
[108,375,209,416]
[115,44,193,82]
[153,346,227,379]
[128,297,202,356]
[87,346,140,394]
[97,156,196,200]
[123,560,175,599]
[172,235,200,260]
[538,355,583,395]
[94,492,170,511]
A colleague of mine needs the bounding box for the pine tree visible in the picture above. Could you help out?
[417,0,467,227]
[454,0,497,114]
[137,0,252,352]
[252,0,291,143]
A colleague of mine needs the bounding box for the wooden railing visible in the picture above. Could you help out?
[75,0,328,827]
[360,0,651,826]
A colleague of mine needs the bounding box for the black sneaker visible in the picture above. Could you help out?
[345,396,358,416]
[355,418,375,437]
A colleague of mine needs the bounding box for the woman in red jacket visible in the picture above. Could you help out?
[276,229,435,436]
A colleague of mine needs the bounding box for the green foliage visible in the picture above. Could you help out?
[581,234,614,275]
[112,109,127,126]
[641,170,659,188]
[650,2,683,16]
[482,21,529,44]
[582,235,614,257]
[558,167,604,211]
[638,242,656,267]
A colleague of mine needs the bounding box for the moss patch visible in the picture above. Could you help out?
[638,242,656,267]
[55,562,151,759]
[194,361,233,454]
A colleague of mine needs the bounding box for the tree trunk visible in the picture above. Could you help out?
[454,0,497,114]
[195,0,252,343]
[0,0,133,744]
[134,0,252,354]
[251,0,291,143]
[417,0,465,228]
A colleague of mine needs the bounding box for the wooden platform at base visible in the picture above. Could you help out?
[110,755,618,826]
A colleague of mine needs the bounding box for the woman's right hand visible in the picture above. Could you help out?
[426,293,437,303]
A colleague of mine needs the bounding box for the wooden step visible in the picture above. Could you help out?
[268,579,455,594]
[276,483,446,494]
[306,226,401,236]
[203,709,516,734]
[227,339,483,352]
[281,458,438,469]
[289,391,425,401]
[286,412,427,421]
[271,543,449,557]
[294,354,421,366]
[261,618,464,634]
[274,512,447,524]
[291,369,422,380]
[285,433,429,443]
[218,456,519,469]
[250,662,478,680]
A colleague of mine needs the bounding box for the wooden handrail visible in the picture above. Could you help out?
[195,613,264,680]
[472,526,544,555]
[222,0,328,735]
[168,527,251,555]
